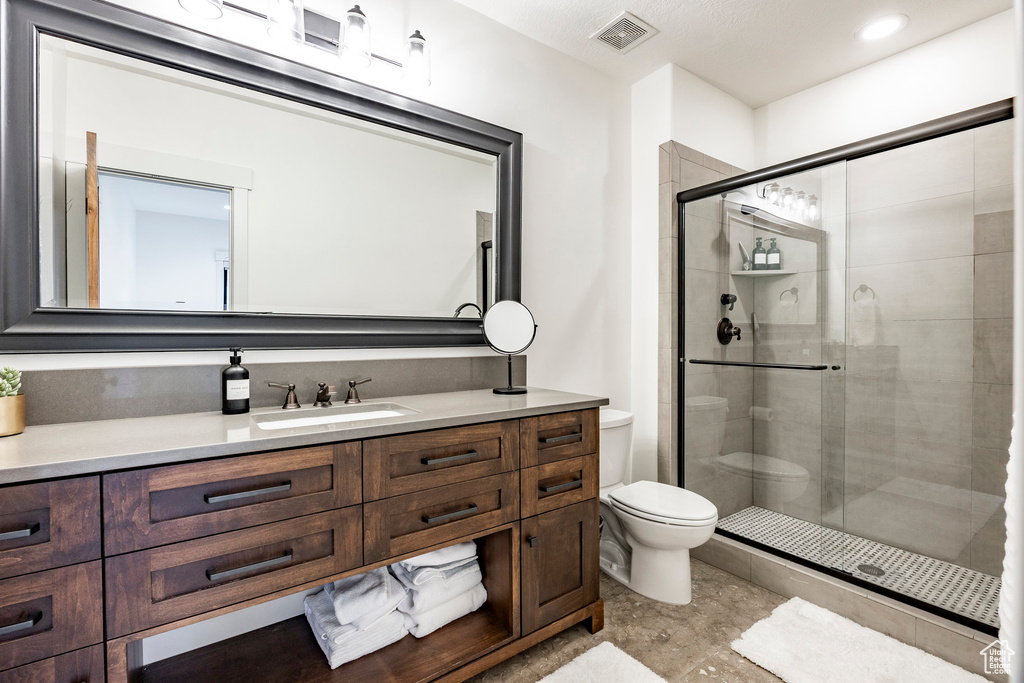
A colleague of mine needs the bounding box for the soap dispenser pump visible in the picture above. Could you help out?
[222,348,250,415]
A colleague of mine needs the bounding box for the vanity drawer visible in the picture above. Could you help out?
[520,409,598,467]
[0,478,101,580]
[0,562,103,671]
[0,644,105,683]
[104,507,362,637]
[520,454,598,518]
[103,443,361,554]
[363,421,519,501]
[364,473,518,563]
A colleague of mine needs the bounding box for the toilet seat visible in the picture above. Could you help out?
[608,481,717,527]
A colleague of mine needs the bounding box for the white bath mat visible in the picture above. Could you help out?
[732,597,988,683]
[538,641,666,683]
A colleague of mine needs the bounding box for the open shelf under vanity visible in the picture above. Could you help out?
[140,609,512,683]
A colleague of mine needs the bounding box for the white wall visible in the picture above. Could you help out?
[6,0,632,420]
[754,10,1016,167]
[630,65,754,484]
[134,212,229,311]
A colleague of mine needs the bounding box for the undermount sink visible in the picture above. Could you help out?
[252,402,418,431]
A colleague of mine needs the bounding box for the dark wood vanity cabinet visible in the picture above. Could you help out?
[521,499,600,635]
[0,407,603,683]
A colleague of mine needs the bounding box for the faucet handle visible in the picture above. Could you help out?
[314,382,337,408]
[268,382,301,409]
[345,377,371,404]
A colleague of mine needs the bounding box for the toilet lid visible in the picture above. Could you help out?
[609,480,717,523]
[715,452,809,482]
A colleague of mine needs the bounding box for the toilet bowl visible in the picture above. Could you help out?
[714,452,809,511]
[598,407,718,605]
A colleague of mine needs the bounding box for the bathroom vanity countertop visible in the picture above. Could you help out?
[0,388,607,483]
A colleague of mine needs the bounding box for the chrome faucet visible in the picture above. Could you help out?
[267,382,301,409]
[314,382,336,407]
[345,377,372,404]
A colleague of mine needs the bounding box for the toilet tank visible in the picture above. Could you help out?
[599,408,634,488]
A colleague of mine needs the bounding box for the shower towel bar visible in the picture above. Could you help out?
[687,359,829,371]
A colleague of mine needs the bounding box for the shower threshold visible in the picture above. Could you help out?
[716,506,1001,631]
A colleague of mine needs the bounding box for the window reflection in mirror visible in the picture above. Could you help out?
[38,34,497,318]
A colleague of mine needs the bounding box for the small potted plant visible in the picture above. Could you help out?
[0,366,24,437]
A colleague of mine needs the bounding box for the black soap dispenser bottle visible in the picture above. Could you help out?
[752,237,767,270]
[222,348,250,415]
[767,238,782,270]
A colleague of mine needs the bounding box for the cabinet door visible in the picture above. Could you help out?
[520,499,599,635]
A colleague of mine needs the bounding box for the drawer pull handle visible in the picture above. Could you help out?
[421,450,479,466]
[422,504,479,525]
[204,482,292,504]
[0,611,42,637]
[0,522,41,542]
[205,551,294,582]
[539,478,583,494]
[527,536,539,548]
[539,432,583,445]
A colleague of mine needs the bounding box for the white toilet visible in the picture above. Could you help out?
[715,451,810,512]
[598,407,718,605]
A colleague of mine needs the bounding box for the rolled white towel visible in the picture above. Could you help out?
[325,567,393,625]
[304,590,408,669]
[392,560,483,615]
[399,541,477,568]
[404,582,487,638]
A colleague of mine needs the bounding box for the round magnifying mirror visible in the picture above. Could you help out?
[482,300,536,394]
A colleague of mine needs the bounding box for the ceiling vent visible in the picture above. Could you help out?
[591,11,658,54]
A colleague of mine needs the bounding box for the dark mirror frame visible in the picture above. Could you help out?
[0,0,522,352]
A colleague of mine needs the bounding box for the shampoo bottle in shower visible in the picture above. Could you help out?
[222,348,250,415]
[753,237,767,270]
[767,238,781,270]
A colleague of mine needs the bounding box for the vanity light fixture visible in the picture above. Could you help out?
[403,30,431,87]
[856,13,909,42]
[781,187,794,209]
[341,5,372,68]
[794,190,808,215]
[267,0,305,44]
[178,1,432,86]
[807,195,819,221]
[178,0,224,20]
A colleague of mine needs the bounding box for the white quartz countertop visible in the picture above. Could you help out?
[0,388,608,484]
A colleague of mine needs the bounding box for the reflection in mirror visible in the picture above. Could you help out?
[38,34,497,318]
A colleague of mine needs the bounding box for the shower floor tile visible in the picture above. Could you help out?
[717,506,1001,629]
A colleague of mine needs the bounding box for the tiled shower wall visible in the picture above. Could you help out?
[656,142,746,487]
[842,120,1013,576]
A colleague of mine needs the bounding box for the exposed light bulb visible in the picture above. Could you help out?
[807,195,819,221]
[341,5,372,68]
[782,187,794,208]
[267,0,304,43]
[178,0,223,19]
[765,182,781,205]
[403,30,431,87]
[856,14,909,41]
[795,191,807,213]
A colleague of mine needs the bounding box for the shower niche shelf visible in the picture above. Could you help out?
[730,270,796,278]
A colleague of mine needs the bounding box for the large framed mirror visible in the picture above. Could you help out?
[1,0,522,351]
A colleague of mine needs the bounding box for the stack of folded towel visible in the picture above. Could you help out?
[303,567,411,669]
[391,540,487,638]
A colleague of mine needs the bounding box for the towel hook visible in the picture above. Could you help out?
[779,287,799,303]
[853,284,876,302]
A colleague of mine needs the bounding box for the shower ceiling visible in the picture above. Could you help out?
[450,0,1012,107]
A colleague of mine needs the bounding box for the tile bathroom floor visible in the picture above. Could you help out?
[469,559,786,683]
